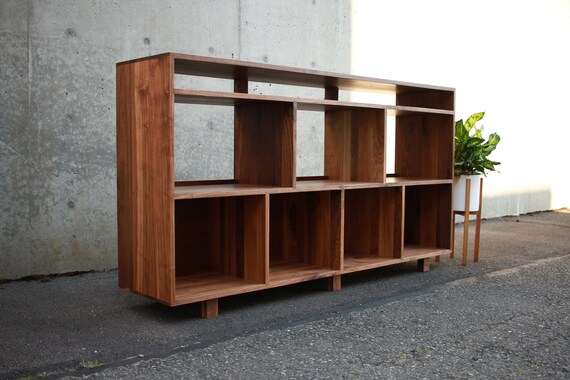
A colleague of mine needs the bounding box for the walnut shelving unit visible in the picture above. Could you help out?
[116,53,455,318]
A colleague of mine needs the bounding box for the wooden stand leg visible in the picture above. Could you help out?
[200,299,218,318]
[328,275,342,292]
[462,179,471,267]
[474,211,481,262]
[417,258,430,272]
[473,177,483,262]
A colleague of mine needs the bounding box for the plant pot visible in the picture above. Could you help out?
[453,174,482,212]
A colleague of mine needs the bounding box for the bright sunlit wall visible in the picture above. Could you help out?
[349,0,570,217]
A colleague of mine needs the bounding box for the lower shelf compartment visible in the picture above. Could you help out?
[175,272,265,305]
[269,262,338,286]
[343,245,450,273]
[172,246,450,305]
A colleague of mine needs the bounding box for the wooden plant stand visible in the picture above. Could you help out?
[116,53,456,317]
[451,177,483,266]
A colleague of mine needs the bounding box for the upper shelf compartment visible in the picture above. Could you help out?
[165,53,455,111]
[174,89,454,116]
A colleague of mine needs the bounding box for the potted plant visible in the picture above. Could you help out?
[453,112,500,211]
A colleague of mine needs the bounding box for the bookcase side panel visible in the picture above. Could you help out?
[116,55,175,304]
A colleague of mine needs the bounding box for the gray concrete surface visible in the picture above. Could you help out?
[1,211,569,379]
[0,0,352,279]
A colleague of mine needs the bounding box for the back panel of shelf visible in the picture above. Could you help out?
[324,108,386,183]
[174,195,268,303]
[394,113,454,180]
[403,184,452,253]
[235,101,296,187]
[269,191,342,285]
[343,187,403,273]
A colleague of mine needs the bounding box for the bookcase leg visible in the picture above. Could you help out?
[417,258,430,272]
[200,299,219,318]
[328,275,342,292]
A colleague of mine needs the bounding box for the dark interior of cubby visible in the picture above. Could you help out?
[174,196,266,284]
[404,184,452,251]
[343,187,403,272]
[269,191,342,281]
[395,114,454,180]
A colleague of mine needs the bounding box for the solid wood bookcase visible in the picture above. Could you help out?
[116,53,455,318]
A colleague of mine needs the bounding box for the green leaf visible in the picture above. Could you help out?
[464,112,485,131]
[454,112,500,176]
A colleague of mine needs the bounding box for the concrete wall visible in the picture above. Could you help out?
[1,0,569,279]
[0,0,351,279]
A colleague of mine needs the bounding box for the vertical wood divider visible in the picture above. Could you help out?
[234,77,248,94]
[264,194,270,285]
[325,86,339,100]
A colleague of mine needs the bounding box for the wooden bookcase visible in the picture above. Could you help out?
[116,53,454,317]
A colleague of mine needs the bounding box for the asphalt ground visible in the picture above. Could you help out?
[1,210,569,379]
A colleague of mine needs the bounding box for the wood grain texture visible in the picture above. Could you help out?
[325,109,386,182]
[396,88,455,111]
[328,275,342,291]
[117,53,455,310]
[235,102,295,187]
[269,191,342,275]
[174,88,454,115]
[158,53,454,93]
[174,195,267,288]
[201,299,218,318]
[404,184,452,250]
[417,258,430,272]
[344,187,403,266]
[395,114,454,179]
[116,54,175,304]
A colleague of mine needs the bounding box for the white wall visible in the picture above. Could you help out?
[350,0,570,217]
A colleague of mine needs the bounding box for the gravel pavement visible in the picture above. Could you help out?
[1,210,569,379]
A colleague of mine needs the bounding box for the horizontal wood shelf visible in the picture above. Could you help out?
[174,89,454,115]
[344,246,451,274]
[167,53,454,99]
[174,183,280,199]
[268,263,338,286]
[173,178,453,199]
[117,53,455,317]
[175,272,265,305]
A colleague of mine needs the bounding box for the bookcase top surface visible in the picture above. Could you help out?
[117,52,455,94]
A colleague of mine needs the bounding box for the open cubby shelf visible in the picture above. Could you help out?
[117,53,455,317]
